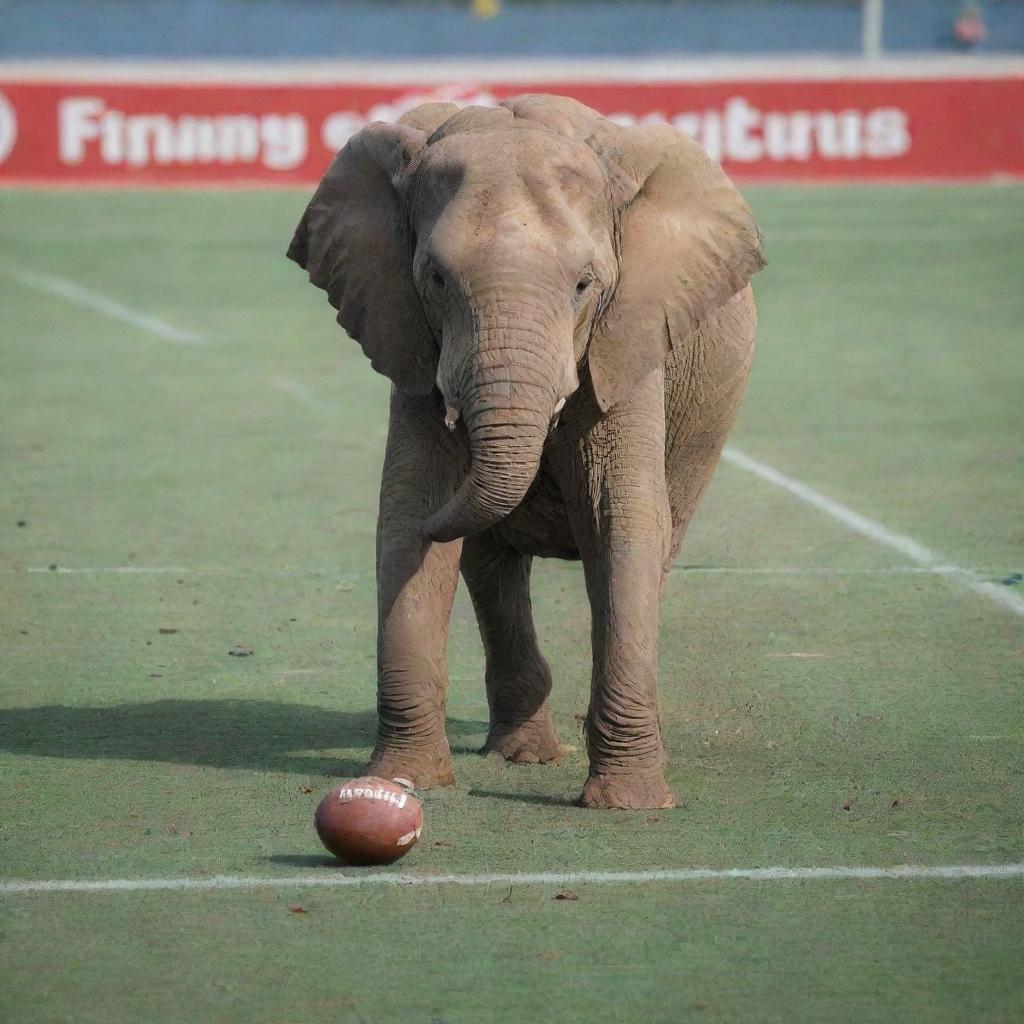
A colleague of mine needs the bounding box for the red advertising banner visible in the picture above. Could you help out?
[0,75,1021,185]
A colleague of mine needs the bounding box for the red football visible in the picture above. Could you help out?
[314,776,423,865]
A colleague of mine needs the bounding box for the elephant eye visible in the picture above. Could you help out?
[426,268,446,292]
[573,274,595,305]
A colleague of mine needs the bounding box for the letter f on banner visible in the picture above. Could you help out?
[59,97,105,164]
[0,92,16,164]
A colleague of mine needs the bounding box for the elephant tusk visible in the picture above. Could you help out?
[549,396,566,433]
[444,405,460,432]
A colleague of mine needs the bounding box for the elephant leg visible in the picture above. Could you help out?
[365,392,465,789]
[461,534,564,764]
[560,368,677,810]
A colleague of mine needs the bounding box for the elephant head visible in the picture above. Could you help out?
[288,95,765,542]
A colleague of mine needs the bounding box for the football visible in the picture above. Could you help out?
[314,776,423,865]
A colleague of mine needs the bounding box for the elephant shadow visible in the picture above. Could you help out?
[0,699,487,777]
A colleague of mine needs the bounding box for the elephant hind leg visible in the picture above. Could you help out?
[461,534,565,765]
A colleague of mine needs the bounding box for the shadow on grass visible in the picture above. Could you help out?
[0,699,486,777]
[468,788,578,808]
[265,853,341,869]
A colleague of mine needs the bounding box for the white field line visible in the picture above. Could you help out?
[269,377,336,416]
[3,863,1024,895]
[677,566,953,575]
[770,227,993,244]
[2,266,204,345]
[20,565,1008,578]
[25,566,189,575]
[722,447,1024,618]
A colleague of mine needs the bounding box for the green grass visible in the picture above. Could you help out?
[1,184,1022,1023]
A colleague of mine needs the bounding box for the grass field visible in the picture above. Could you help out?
[1,184,1022,1023]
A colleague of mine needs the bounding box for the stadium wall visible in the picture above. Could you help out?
[0,59,1021,185]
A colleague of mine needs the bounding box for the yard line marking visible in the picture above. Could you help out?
[721,446,1024,618]
[676,566,946,575]
[25,566,188,575]
[269,377,336,416]
[21,565,1005,578]
[3,863,1023,895]
[768,226,1005,244]
[2,265,203,344]
[21,566,366,581]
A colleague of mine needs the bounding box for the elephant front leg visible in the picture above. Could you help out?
[561,369,677,810]
[365,394,465,789]
[578,541,676,809]
[461,534,564,764]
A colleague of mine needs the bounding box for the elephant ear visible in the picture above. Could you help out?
[287,122,437,395]
[588,123,766,412]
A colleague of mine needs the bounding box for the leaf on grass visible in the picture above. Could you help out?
[158,628,178,635]
[288,904,307,914]
[891,798,900,808]
[646,816,661,824]
[554,890,579,901]
[228,646,253,657]
[299,784,313,795]
[842,801,851,812]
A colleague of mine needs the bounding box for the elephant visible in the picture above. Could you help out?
[288,94,765,809]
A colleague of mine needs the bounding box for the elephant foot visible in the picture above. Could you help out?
[364,743,455,790]
[482,712,566,765]
[578,771,678,810]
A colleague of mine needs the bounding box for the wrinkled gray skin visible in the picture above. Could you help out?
[288,96,764,809]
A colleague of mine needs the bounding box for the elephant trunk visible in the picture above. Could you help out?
[423,371,556,544]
